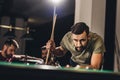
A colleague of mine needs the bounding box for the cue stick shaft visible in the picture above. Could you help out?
[45,14,57,64]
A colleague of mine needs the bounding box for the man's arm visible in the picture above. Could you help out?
[89,34,105,69]
[46,40,67,57]
[53,46,67,57]
[72,53,103,70]
[90,53,103,69]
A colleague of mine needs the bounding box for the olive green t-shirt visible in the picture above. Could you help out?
[60,31,106,65]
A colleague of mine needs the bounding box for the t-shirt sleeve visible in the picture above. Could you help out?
[93,36,106,54]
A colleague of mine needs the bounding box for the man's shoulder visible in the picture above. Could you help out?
[61,31,72,44]
[89,32,103,40]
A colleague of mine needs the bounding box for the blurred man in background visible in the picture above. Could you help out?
[0,39,19,62]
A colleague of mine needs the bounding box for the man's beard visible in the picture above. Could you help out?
[75,46,86,52]
[4,51,13,59]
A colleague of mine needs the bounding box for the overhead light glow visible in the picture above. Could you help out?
[51,0,63,5]
[52,0,60,4]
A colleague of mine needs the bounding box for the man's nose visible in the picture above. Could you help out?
[76,41,82,47]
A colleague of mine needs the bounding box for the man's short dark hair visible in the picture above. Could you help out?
[71,22,89,35]
[4,39,19,48]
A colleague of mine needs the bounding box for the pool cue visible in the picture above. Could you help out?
[45,14,57,64]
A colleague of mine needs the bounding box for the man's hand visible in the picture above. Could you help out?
[45,40,66,57]
[46,40,56,52]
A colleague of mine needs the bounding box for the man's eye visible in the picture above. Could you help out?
[80,39,86,42]
[73,39,78,42]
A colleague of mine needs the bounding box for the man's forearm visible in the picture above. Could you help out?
[52,48,65,57]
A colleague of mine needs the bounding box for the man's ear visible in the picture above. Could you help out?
[2,45,8,52]
[87,34,90,40]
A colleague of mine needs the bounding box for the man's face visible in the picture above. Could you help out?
[4,45,16,58]
[72,31,88,52]
[41,49,47,59]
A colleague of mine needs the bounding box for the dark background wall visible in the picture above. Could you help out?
[103,0,117,70]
